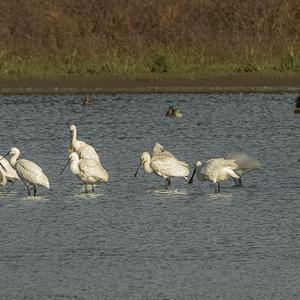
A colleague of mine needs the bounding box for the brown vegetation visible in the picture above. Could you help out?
[0,0,299,75]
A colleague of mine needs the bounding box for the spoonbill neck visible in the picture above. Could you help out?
[70,156,80,175]
[70,129,81,151]
[142,157,153,173]
[9,150,20,168]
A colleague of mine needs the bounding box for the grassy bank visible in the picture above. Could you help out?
[0,48,300,77]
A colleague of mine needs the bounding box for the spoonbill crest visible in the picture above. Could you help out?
[1,147,50,196]
[189,158,240,193]
[60,152,109,193]
[135,143,189,186]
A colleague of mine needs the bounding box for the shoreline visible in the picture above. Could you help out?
[0,73,299,94]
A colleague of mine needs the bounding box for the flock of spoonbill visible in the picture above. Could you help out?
[0,123,260,196]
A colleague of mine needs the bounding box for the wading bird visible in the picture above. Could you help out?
[188,158,240,193]
[226,152,260,186]
[135,143,189,186]
[69,124,100,161]
[0,148,49,196]
[0,155,20,186]
[60,152,109,192]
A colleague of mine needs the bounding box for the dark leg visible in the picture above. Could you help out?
[218,182,221,193]
[34,187,37,196]
[166,177,171,187]
[85,184,88,193]
[238,177,243,186]
[27,186,31,196]
[91,183,95,192]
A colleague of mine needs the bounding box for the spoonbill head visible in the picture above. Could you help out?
[1,147,50,196]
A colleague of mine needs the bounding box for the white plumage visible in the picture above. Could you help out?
[189,158,240,193]
[62,152,108,192]
[69,124,109,180]
[135,143,189,186]
[3,147,50,196]
[0,155,20,186]
[69,124,100,161]
[226,152,260,186]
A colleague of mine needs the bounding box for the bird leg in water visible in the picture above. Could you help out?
[34,187,37,196]
[215,182,221,193]
[166,177,171,187]
[91,183,95,192]
[27,186,31,196]
[85,184,88,193]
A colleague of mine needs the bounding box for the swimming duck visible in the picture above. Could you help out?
[165,106,183,118]
[82,96,93,106]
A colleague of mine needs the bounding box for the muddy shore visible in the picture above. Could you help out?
[0,74,299,94]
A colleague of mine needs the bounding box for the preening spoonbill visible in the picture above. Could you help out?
[69,124,100,161]
[60,152,108,192]
[1,148,50,196]
[0,155,20,186]
[165,106,183,118]
[135,143,189,186]
[152,143,175,158]
[188,158,240,193]
[226,152,260,186]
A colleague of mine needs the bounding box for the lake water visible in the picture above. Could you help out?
[0,93,299,299]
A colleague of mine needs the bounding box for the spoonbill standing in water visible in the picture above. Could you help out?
[69,124,109,179]
[69,124,100,161]
[135,143,189,186]
[0,155,20,186]
[60,152,109,192]
[0,148,50,196]
[226,152,260,186]
[188,158,240,193]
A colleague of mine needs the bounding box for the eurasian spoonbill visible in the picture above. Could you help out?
[0,155,20,186]
[1,147,50,196]
[135,144,189,186]
[226,152,260,186]
[188,158,240,193]
[60,152,109,192]
[69,124,100,161]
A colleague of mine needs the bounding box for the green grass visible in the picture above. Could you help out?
[0,48,299,78]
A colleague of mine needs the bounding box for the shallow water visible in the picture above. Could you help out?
[0,93,299,299]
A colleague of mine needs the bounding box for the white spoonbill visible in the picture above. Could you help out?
[188,158,240,193]
[69,124,100,161]
[135,144,189,186]
[0,147,50,196]
[226,152,260,186]
[60,152,108,192]
[0,155,20,186]
[151,143,175,158]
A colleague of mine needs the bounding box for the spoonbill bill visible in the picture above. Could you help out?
[60,152,109,192]
[135,143,189,186]
[0,148,50,196]
[188,158,240,193]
